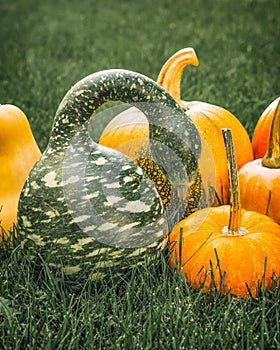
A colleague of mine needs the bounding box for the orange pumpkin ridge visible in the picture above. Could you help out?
[99,106,149,161]
[262,99,280,168]
[252,97,280,159]
[169,128,280,298]
[239,99,280,224]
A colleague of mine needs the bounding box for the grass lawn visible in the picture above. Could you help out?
[0,0,279,349]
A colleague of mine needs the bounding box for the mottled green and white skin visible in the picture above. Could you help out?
[18,69,201,279]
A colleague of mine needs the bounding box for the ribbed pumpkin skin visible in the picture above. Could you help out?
[18,69,201,279]
[252,97,280,159]
[0,105,41,237]
[238,159,280,224]
[169,206,280,298]
[99,107,149,161]
[239,98,280,224]
[182,101,253,204]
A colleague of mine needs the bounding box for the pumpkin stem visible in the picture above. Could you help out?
[156,48,199,105]
[262,99,280,168]
[222,128,243,234]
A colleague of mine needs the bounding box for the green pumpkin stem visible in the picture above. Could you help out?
[222,128,242,234]
[262,99,280,169]
[156,48,199,105]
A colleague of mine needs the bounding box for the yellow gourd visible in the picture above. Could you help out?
[0,104,41,239]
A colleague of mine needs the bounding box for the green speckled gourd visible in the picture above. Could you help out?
[18,69,201,279]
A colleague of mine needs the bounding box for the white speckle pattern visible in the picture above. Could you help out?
[118,200,153,213]
[45,210,59,218]
[63,265,82,275]
[18,68,201,279]
[42,171,59,188]
[106,195,122,205]
[85,247,109,257]
[55,237,70,244]
[21,215,32,227]
[74,215,91,223]
[28,234,46,246]
[31,181,40,190]
[62,175,80,185]
[92,157,107,165]
[98,222,118,231]
[122,176,134,183]
[82,225,97,232]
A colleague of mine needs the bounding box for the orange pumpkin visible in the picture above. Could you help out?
[0,104,41,239]
[169,128,280,298]
[252,97,280,159]
[239,99,280,224]
[157,48,253,204]
[98,106,148,162]
[99,48,253,205]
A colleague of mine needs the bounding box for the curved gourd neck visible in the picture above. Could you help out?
[156,48,199,104]
[262,99,280,169]
[49,69,186,150]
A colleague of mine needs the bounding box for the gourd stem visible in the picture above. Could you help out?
[156,48,199,105]
[222,128,242,233]
[262,99,280,168]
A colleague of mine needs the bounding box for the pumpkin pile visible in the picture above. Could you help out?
[0,48,279,297]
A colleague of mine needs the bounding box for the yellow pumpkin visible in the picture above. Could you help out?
[0,104,41,239]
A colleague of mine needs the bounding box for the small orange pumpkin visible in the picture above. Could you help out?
[252,97,280,159]
[99,48,253,205]
[238,99,280,224]
[169,128,280,298]
[0,104,41,239]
